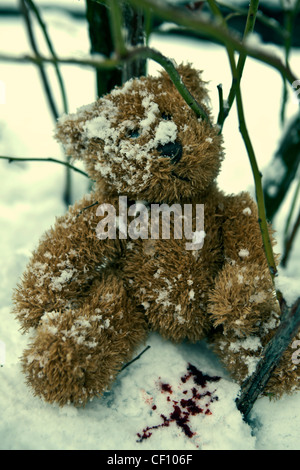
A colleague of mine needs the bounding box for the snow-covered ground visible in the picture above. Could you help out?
[0,0,300,450]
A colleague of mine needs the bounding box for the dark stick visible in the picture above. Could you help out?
[281,208,300,267]
[120,346,151,372]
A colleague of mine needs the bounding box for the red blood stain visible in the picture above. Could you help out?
[170,405,194,438]
[161,383,173,393]
[180,398,203,415]
[181,363,221,387]
[137,363,221,443]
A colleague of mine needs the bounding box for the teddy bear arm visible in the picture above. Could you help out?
[208,192,278,324]
[12,194,122,331]
[206,193,292,388]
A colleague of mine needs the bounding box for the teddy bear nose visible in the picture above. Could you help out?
[157,141,183,164]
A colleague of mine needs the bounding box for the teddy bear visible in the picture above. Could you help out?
[13,64,299,406]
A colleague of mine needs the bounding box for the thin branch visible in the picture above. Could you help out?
[76,201,99,218]
[0,51,120,68]
[24,0,68,114]
[120,345,151,371]
[19,0,72,207]
[19,0,59,121]
[0,155,89,178]
[217,83,225,125]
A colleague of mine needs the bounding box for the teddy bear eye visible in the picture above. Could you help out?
[127,129,140,139]
[162,112,172,121]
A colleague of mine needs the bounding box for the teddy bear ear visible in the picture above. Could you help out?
[160,62,209,106]
[54,105,96,160]
[177,63,209,104]
[55,114,81,155]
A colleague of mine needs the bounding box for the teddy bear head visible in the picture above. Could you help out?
[55,64,224,203]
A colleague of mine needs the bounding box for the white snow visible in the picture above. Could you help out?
[140,94,160,132]
[188,289,195,300]
[249,292,268,304]
[154,120,178,145]
[238,249,250,258]
[242,207,252,216]
[50,268,77,291]
[275,268,300,305]
[1,4,300,451]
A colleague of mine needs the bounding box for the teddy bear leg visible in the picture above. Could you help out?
[208,263,300,397]
[21,273,148,406]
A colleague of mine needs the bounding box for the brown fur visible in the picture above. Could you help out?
[13,64,299,406]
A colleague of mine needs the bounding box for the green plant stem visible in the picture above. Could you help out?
[144,48,210,122]
[206,0,225,21]
[0,156,89,178]
[205,0,233,127]
[216,0,260,128]
[228,50,278,280]
[226,0,259,111]
[238,102,277,279]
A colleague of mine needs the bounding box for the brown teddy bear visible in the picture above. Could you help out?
[13,64,299,406]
